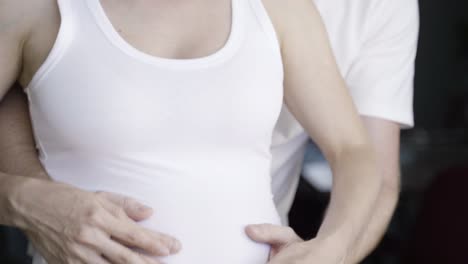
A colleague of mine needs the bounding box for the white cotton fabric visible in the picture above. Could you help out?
[27,0,283,263]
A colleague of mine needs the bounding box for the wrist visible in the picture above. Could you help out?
[317,217,357,244]
[314,228,354,258]
[0,174,23,226]
[302,234,350,263]
[3,176,43,229]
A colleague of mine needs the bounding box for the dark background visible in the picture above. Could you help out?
[1,0,468,263]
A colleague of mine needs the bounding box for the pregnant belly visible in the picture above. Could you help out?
[42,155,281,264]
[137,180,281,263]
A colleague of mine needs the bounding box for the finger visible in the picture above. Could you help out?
[245,224,301,245]
[96,191,154,221]
[76,228,161,264]
[102,254,163,264]
[98,212,181,256]
[95,230,163,264]
[84,201,181,256]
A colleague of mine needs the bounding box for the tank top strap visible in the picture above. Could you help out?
[247,0,282,55]
[25,0,75,92]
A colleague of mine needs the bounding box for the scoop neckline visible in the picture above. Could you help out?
[86,0,243,69]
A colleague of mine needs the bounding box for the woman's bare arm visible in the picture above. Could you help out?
[279,0,380,246]
[247,1,381,263]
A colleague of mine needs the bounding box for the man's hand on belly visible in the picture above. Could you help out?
[246,224,347,264]
[10,178,181,264]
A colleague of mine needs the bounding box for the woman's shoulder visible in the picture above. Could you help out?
[0,0,56,35]
[259,0,326,43]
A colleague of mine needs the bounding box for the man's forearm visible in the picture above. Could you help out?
[0,85,51,229]
[0,86,50,228]
[0,172,33,227]
[0,84,49,179]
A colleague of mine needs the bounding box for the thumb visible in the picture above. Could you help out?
[245,224,300,245]
[97,191,153,221]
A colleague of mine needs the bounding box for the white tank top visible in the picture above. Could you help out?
[26,0,283,263]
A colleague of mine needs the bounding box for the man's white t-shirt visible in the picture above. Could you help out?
[271,0,420,223]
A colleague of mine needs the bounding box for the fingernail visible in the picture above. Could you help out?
[160,247,170,256]
[172,239,182,252]
[251,226,263,236]
[137,204,152,212]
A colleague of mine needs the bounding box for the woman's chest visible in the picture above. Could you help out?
[21,0,233,88]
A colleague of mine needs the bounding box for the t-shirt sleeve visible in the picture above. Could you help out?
[345,0,419,128]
